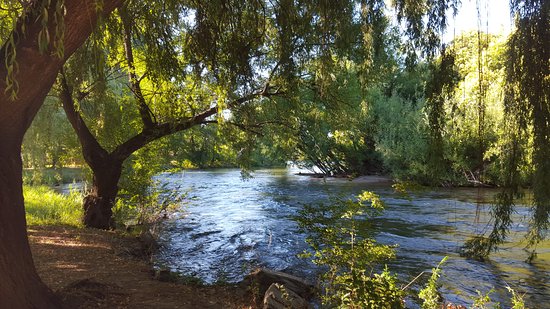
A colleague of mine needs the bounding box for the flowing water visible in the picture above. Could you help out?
[154,168,550,308]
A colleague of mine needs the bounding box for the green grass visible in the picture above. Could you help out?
[24,186,83,227]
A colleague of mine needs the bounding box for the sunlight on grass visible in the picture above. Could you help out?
[24,186,82,227]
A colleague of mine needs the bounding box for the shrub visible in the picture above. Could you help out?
[296,191,403,308]
[418,256,447,309]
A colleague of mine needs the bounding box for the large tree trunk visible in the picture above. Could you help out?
[84,160,123,229]
[0,0,123,306]
[0,142,60,308]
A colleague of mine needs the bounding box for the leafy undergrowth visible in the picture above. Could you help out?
[24,185,83,226]
[297,191,404,308]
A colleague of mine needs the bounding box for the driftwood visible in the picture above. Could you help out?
[263,283,312,309]
[241,268,315,300]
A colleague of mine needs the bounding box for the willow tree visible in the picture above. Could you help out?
[507,0,550,251]
[0,0,124,307]
[462,0,549,258]
[57,0,458,229]
[58,0,361,229]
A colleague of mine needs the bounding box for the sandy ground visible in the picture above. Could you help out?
[29,225,256,308]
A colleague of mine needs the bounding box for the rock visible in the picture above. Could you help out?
[263,283,312,309]
[241,268,315,300]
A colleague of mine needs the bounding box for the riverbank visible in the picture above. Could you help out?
[29,225,255,308]
[296,172,499,188]
[296,172,393,183]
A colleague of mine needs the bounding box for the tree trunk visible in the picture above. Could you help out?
[83,159,123,229]
[59,74,125,229]
[0,0,123,306]
[0,142,60,308]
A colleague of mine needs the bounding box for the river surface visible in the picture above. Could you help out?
[154,168,549,308]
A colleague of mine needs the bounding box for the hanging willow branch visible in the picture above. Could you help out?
[424,46,460,182]
[475,0,488,181]
[463,0,550,259]
[503,0,550,252]
[3,0,67,99]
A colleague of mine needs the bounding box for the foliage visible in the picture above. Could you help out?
[423,46,461,183]
[418,256,447,309]
[296,192,403,308]
[445,32,507,185]
[16,0,460,181]
[369,85,431,182]
[287,60,383,176]
[464,0,549,255]
[159,127,237,170]
[0,0,67,99]
[277,21,414,176]
[114,143,185,227]
[506,286,525,309]
[471,289,497,309]
[51,0,455,185]
[159,125,288,171]
[467,286,526,309]
[114,179,184,228]
[503,0,550,248]
[22,97,83,170]
[371,29,529,190]
[416,257,526,309]
[372,31,512,187]
[24,186,82,227]
[23,167,85,186]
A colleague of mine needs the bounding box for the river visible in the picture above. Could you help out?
[154,168,549,308]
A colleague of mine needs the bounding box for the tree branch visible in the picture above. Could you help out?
[119,7,156,129]
[111,89,276,160]
[59,69,111,165]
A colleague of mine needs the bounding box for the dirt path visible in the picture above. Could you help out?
[29,226,256,308]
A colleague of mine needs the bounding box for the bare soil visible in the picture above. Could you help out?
[29,225,257,308]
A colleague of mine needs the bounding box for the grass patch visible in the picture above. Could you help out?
[24,186,83,227]
[23,167,85,185]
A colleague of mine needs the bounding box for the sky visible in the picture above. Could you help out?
[443,0,512,42]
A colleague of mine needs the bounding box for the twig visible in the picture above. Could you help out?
[401,271,426,291]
